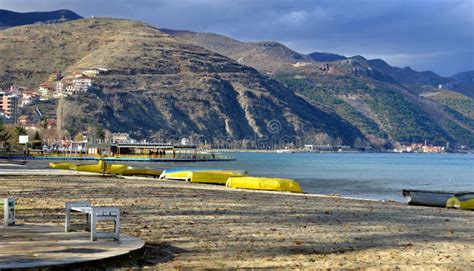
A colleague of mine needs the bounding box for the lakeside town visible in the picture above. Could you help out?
[0,69,464,155]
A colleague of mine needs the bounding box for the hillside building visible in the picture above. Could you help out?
[21,90,39,106]
[71,75,93,92]
[112,133,132,143]
[0,91,20,123]
[38,82,55,98]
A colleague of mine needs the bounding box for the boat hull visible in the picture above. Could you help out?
[63,161,128,174]
[188,171,246,184]
[49,162,72,170]
[226,177,303,193]
[161,169,246,184]
[122,168,163,177]
[402,190,455,207]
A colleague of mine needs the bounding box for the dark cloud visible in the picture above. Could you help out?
[1,0,472,75]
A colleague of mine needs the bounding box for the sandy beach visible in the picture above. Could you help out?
[0,174,473,269]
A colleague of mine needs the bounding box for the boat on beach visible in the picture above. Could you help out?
[160,169,247,184]
[402,189,456,207]
[50,161,128,174]
[446,193,474,210]
[226,177,303,193]
[49,162,71,170]
[121,168,163,177]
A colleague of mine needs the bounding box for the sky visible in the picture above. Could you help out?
[1,0,473,76]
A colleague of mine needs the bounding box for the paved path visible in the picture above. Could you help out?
[0,168,98,176]
[0,224,144,269]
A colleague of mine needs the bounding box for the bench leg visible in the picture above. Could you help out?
[114,213,121,241]
[90,210,97,241]
[65,207,71,232]
[86,213,91,232]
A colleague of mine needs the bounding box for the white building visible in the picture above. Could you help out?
[112,133,131,143]
[71,75,93,93]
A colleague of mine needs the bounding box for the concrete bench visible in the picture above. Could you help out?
[65,201,120,241]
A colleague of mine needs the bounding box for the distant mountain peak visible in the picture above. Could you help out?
[308,52,347,62]
[0,9,82,28]
[350,55,367,61]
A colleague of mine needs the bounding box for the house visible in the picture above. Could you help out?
[71,75,93,92]
[82,69,100,77]
[21,90,39,106]
[38,82,55,98]
[53,81,72,98]
[47,118,57,129]
[18,115,33,126]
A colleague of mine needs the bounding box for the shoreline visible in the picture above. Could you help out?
[1,174,473,269]
[0,167,390,202]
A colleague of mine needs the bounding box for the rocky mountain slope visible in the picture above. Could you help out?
[446,71,474,98]
[0,18,364,146]
[166,29,474,147]
[0,9,82,29]
[167,29,472,96]
[308,52,346,62]
[160,29,314,74]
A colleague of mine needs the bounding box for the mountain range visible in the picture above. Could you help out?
[0,10,472,148]
[163,29,474,147]
[164,29,473,98]
[0,9,82,29]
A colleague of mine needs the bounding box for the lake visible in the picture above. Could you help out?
[25,152,474,202]
[151,152,474,201]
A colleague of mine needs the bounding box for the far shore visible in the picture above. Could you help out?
[0,174,473,269]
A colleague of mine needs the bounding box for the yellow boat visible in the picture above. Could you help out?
[68,161,128,174]
[122,168,163,177]
[446,193,474,210]
[226,177,303,193]
[162,169,247,184]
[49,162,72,170]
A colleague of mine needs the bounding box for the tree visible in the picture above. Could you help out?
[0,119,11,149]
[32,131,42,149]
[74,133,84,142]
[40,119,48,129]
[0,119,10,141]
[15,126,27,136]
[94,126,105,142]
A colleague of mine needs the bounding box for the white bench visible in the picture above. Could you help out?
[65,201,120,241]
[3,198,16,226]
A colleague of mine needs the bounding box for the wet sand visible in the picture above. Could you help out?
[0,175,473,269]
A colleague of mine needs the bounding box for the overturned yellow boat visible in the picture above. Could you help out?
[161,169,247,184]
[226,177,303,193]
[225,177,303,193]
[446,193,474,210]
[122,168,163,177]
[49,162,71,170]
[50,161,128,174]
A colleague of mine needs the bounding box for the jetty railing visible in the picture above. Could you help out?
[0,152,236,161]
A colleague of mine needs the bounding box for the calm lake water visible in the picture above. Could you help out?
[26,152,474,202]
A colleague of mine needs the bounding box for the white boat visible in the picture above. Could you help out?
[275,149,294,153]
[402,189,456,207]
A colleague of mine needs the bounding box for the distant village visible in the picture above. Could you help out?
[0,68,107,127]
[393,142,447,153]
